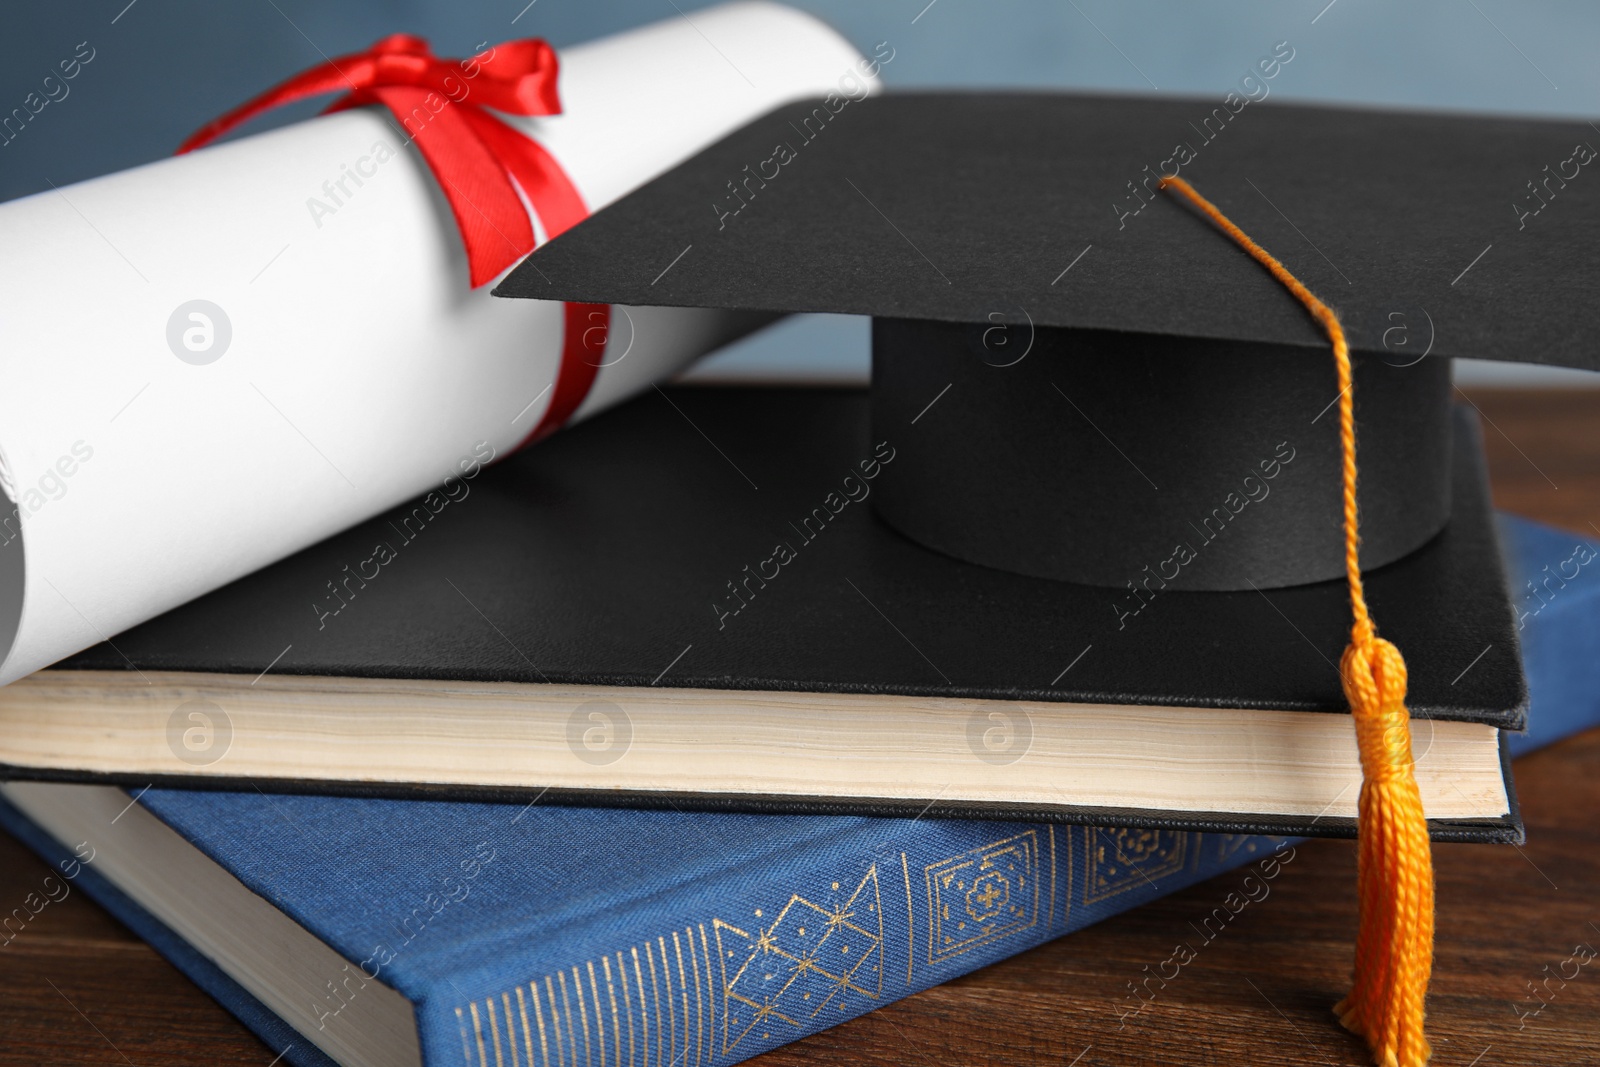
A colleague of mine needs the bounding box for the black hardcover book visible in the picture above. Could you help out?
[0,386,1521,841]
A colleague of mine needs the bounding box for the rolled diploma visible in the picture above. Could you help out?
[0,2,872,683]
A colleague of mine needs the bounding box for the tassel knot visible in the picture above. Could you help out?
[1342,636,1414,782]
[1337,632,1433,1067]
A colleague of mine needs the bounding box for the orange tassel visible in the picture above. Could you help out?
[1159,175,1434,1066]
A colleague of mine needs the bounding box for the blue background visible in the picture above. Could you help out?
[4,0,1596,384]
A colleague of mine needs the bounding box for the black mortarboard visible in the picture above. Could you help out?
[498,92,1597,591]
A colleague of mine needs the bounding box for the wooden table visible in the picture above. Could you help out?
[2,387,1597,1066]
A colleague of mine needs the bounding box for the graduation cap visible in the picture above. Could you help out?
[499,92,1597,592]
[496,92,1598,1066]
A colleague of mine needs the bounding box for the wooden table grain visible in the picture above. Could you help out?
[1,387,1597,1066]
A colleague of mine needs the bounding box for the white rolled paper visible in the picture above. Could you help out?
[0,2,877,684]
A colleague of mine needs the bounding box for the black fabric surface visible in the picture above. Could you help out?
[60,387,1525,729]
[500,92,1600,371]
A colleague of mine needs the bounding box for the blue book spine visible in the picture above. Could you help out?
[0,788,1290,1067]
[431,824,1293,1067]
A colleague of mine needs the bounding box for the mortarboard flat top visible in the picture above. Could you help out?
[500,92,1600,369]
[499,91,1582,593]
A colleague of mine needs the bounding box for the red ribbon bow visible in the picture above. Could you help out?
[180,34,607,443]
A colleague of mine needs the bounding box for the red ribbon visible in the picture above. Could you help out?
[179,33,607,444]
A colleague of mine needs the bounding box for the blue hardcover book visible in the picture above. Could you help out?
[1498,515,1600,755]
[1,512,1595,1067]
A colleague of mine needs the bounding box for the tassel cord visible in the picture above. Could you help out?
[1158,175,1436,1067]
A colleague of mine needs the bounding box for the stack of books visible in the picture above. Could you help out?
[1,382,1597,1064]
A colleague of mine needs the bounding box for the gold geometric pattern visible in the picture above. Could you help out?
[924,831,1040,965]
[453,922,724,1067]
[1083,827,1190,905]
[712,865,884,1056]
